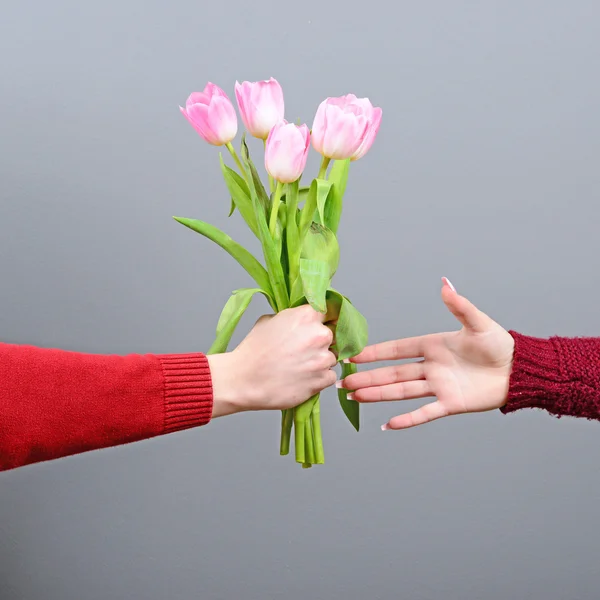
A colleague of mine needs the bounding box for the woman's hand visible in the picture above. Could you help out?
[340,278,515,430]
[208,305,337,417]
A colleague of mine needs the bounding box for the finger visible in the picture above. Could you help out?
[325,350,338,369]
[289,304,328,323]
[440,278,491,333]
[319,369,337,390]
[327,369,338,388]
[308,303,336,323]
[315,324,334,348]
[351,335,431,364]
[341,362,425,390]
[351,380,432,403]
[325,323,337,345]
[383,401,449,430]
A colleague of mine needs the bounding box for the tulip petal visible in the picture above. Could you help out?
[186,92,210,107]
[321,105,364,159]
[207,96,238,145]
[180,106,205,137]
[236,78,284,139]
[204,82,228,98]
[352,106,382,160]
[187,103,220,144]
[265,121,309,183]
[311,99,328,155]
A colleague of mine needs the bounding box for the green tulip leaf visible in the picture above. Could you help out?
[298,179,333,242]
[219,156,258,237]
[282,185,309,206]
[173,217,274,305]
[210,288,269,354]
[299,259,329,313]
[326,289,368,360]
[324,159,350,234]
[240,150,289,311]
[301,222,340,279]
[338,361,360,431]
[241,136,270,218]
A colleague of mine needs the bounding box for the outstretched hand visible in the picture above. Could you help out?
[340,278,515,430]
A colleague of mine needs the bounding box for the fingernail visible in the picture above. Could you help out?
[342,358,351,364]
[347,393,356,400]
[335,380,344,389]
[381,424,390,431]
[442,277,456,292]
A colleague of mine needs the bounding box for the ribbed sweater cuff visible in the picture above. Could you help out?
[501,331,600,420]
[157,353,213,433]
[501,332,564,414]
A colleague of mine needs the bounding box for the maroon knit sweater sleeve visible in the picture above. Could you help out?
[0,342,213,471]
[502,331,600,420]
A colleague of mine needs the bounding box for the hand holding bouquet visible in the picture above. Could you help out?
[176,78,381,467]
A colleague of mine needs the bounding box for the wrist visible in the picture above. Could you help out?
[501,332,561,414]
[495,363,512,409]
[207,352,251,418]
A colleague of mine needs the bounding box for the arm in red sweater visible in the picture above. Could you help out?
[0,306,340,471]
[503,332,600,420]
[0,342,213,471]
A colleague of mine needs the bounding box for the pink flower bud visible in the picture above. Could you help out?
[311,94,381,160]
[235,78,285,140]
[180,83,237,146]
[265,121,310,183]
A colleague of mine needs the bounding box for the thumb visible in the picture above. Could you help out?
[441,277,491,333]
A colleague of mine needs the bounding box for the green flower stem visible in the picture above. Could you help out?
[263,139,275,193]
[280,408,294,455]
[294,394,321,466]
[294,413,306,464]
[317,156,331,180]
[286,181,300,289]
[268,181,284,238]
[304,417,315,464]
[225,142,247,181]
[311,399,324,464]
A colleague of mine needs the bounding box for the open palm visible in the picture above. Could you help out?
[341,279,515,429]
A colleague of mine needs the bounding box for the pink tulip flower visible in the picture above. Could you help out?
[351,103,382,161]
[180,83,237,146]
[265,121,310,183]
[235,78,285,140]
[311,94,381,160]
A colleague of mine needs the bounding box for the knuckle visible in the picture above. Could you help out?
[325,370,337,387]
[319,352,334,369]
[255,314,271,326]
[313,370,336,392]
[314,325,333,345]
[326,351,337,367]
[298,304,317,318]
[310,352,332,371]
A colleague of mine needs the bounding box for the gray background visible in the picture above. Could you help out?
[1,0,599,598]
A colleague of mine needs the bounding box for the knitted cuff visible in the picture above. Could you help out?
[157,353,213,433]
[501,332,565,415]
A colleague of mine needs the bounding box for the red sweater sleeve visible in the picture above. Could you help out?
[502,331,600,420]
[0,342,213,471]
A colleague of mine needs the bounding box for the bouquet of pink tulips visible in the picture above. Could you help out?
[176,78,381,467]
